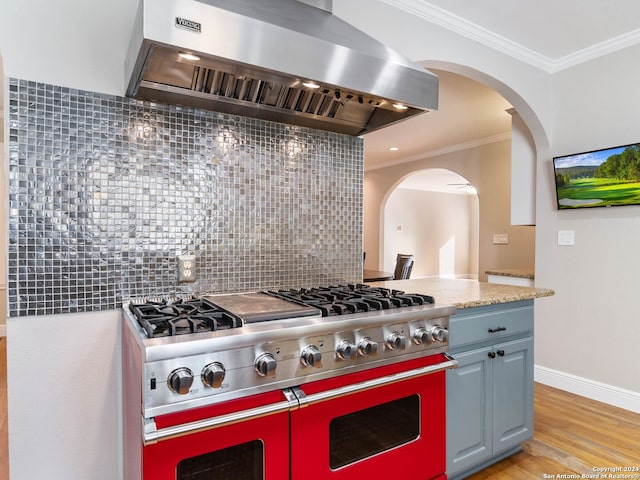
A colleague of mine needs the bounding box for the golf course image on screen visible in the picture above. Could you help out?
[553,143,640,209]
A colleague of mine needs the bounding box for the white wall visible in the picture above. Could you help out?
[383,188,477,278]
[7,311,122,479]
[0,0,136,96]
[1,1,137,479]
[509,109,537,225]
[535,46,640,399]
[1,54,5,336]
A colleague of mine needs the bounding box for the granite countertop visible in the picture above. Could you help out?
[365,277,554,309]
[484,268,535,280]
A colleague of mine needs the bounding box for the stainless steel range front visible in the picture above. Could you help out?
[122,284,457,480]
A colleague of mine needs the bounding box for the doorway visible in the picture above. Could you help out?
[382,168,479,279]
[363,67,539,281]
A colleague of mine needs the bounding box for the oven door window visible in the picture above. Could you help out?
[291,357,446,480]
[329,395,420,469]
[176,439,264,480]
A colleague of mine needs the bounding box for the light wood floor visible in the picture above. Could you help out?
[467,382,640,479]
[0,343,637,479]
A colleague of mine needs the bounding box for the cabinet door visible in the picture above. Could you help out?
[446,347,493,476]
[492,337,534,454]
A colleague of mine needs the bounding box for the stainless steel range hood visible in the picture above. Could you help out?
[125,0,439,136]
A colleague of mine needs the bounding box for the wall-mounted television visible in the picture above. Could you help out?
[553,142,640,209]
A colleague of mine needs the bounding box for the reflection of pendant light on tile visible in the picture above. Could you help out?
[388,147,399,151]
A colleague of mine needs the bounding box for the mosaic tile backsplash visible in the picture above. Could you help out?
[7,78,363,317]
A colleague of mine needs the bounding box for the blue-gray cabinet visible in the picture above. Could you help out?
[446,300,534,479]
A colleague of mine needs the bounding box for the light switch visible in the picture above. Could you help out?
[557,230,575,246]
[492,233,509,244]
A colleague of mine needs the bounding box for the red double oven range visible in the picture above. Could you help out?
[122,285,457,480]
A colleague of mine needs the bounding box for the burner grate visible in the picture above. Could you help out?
[129,298,242,338]
[267,284,434,317]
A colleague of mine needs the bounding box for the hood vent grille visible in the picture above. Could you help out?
[126,0,439,136]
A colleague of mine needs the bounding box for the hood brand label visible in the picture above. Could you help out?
[175,17,201,33]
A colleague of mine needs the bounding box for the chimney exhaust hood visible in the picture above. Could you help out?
[125,0,439,136]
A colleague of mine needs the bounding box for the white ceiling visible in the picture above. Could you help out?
[365,0,640,189]
[381,0,640,70]
[364,69,512,172]
[421,0,640,61]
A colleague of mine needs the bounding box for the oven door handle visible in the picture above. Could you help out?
[143,389,299,445]
[143,357,458,444]
[294,355,458,407]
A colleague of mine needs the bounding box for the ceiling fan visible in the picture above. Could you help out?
[446,182,477,194]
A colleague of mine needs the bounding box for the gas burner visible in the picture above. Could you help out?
[129,298,242,338]
[267,284,435,317]
[122,284,455,421]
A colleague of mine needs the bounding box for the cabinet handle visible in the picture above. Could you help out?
[488,351,496,359]
[497,349,505,357]
[488,326,507,333]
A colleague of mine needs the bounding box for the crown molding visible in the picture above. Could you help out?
[365,131,511,172]
[550,28,640,72]
[380,0,640,73]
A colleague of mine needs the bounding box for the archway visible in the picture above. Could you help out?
[382,168,479,279]
[364,64,548,281]
[420,61,550,174]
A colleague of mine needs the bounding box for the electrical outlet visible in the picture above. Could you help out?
[178,254,197,282]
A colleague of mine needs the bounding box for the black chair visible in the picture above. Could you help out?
[393,254,414,280]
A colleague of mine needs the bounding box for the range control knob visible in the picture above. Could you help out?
[255,353,277,377]
[167,367,194,395]
[336,340,357,360]
[358,337,378,356]
[431,326,449,342]
[201,362,226,388]
[413,328,433,345]
[386,332,407,350]
[300,346,322,368]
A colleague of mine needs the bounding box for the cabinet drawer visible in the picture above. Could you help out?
[449,302,533,349]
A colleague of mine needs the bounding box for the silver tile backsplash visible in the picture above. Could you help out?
[7,78,363,317]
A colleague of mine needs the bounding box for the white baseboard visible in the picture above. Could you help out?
[535,364,640,414]
[0,325,5,337]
